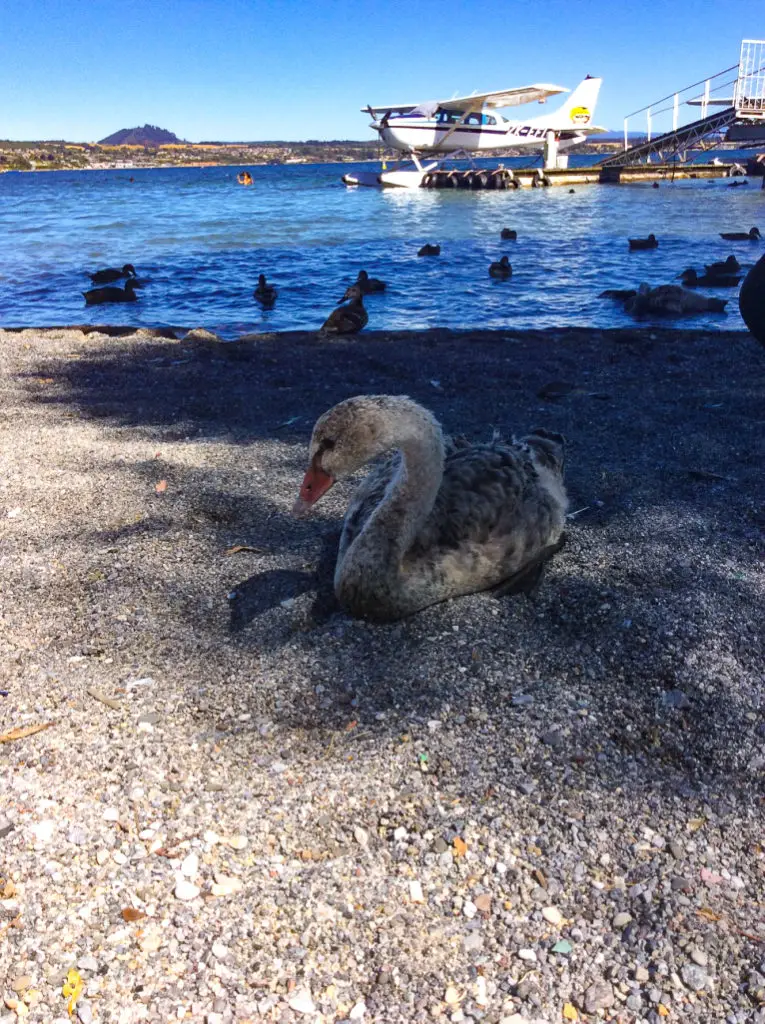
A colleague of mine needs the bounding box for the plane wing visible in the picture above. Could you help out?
[364,83,568,117]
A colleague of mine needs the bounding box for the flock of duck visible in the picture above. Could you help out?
[82,223,762,328]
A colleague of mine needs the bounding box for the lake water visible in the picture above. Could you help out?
[0,156,761,333]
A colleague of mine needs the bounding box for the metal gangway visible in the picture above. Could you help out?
[601,39,765,168]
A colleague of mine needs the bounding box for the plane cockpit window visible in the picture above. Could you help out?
[482,114,497,125]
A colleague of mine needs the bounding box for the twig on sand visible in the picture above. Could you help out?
[0,722,55,744]
[86,687,122,711]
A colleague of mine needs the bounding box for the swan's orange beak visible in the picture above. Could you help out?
[292,463,335,517]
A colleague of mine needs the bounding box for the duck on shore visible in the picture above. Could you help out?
[599,288,638,301]
[489,256,512,279]
[418,243,441,257]
[254,274,277,306]
[739,252,765,347]
[679,268,741,288]
[720,226,760,241]
[625,283,727,316]
[705,255,741,275]
[319,285,368,336]
[628,234,658,251]
[83,279,139,304]
[500,228,517,240]
[89,263,136,284]
[292,395,567,620]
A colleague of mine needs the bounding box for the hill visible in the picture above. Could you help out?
[99,124,182,146]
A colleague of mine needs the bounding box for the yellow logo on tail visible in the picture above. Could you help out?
[570,106,591,125]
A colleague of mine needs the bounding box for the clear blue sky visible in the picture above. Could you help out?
[2,0,762,141]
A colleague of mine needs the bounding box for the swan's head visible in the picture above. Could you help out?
[292,395,431,517]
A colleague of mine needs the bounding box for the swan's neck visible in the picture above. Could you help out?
[337,408,445,617]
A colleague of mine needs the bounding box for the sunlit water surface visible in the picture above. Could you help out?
[0,156,761,333]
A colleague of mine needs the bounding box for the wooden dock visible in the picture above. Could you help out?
[421,162,742,190]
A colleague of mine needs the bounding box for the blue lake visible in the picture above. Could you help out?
[0,156,761,333]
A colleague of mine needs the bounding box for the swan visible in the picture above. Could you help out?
[628,234,658,251]
[705,255,741,275]
[319,285,368,336]
[254,274,277,306]
[292,395,568,621]
[720,226,760,241]
[82,279,139,305]
[739,252,765,347]
[489,256,512,279]
[500,228,517,240]
[418,243,441,256]
[625,283,727,316]
[89,263,136,284]
[679,268,740,288]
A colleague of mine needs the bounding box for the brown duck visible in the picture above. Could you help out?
[319,285,368,336]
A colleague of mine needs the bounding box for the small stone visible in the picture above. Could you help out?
[463,900,477,919]
[475,976,488,1006]
[541,729,564,749]
[671,875,692,892]
[681,964,708,991]
[103,808,120,821]
[139,929,163,953]
[211,941,229,960]
[227,835,248,850]
[409,880,425,903]
[288,989,316,1015]
[552,940,573,955]
[349,1001,366,1019]
[444,987,461,1006]
[542,906,563,926]
[583,980,615,1013]
[203,830,221,845]
[77,1002,93,1024]
[475,893,492,914]
[78,955,97,972]
[613,912,632,929]
[635,966,650,983]
[180,852,199,878]
[10,978,31,994]
[174,878,201,901]
[662,688,690,709]
[206,1014,223,1024]
[463,933,483,953]
[112,851,127,865]
[626,993,643,1011]
[210,875,243,897]
[690,949,708,967]
[427,719,442,732]
[67,827,87,846]
[29,820,55,843]
[518,948,537,962]
[353,826,369,848]
[393,827,408,842]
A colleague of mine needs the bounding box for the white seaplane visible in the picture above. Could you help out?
[343,76,604,188]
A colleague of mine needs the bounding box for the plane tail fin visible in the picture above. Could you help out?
[541,76,602,131]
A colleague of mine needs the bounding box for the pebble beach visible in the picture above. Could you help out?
[1,323,764,1024]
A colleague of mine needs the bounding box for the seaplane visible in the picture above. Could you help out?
[342,76,604,188]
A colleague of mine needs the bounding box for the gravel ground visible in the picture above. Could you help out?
[1,324,764,1024]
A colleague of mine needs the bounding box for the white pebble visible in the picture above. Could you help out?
[353,826,369,848]
[474,975,488,1006]
[29,820,56,843]
[542,906,563,926]
[518,948,537,962]
[96,850,110,866]
[227,835,248,850]
[112,851,128,865]
[393,827,408,842]
[288,989,316,1015]
[102,808,120,822]
[174,878,200,901]
[211,941,229,960]
[349,1000,366,1019]
[409,880,425,903]
[203,830,221,846]
[462,900,477,919]
[210,874,243,897]
[180,852,199,878]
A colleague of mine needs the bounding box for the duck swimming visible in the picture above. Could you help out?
[679,268,741,288]
[628,234,658,251]
[418,243,441,256]
[720,226,761,241]
[489,256,512,279]
[83,279,139,305]
[89,263,136,285]
[292,395,568,621]
[625,283,727,316]
[254,274,277,306]
[319,285,368,336]
[739,252,765,348]
[599,288,638,301]
[353,270,386,294]
[705,255,741,275]
[500,228,517,240]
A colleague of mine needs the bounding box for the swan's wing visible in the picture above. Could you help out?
[410,438,566,565]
